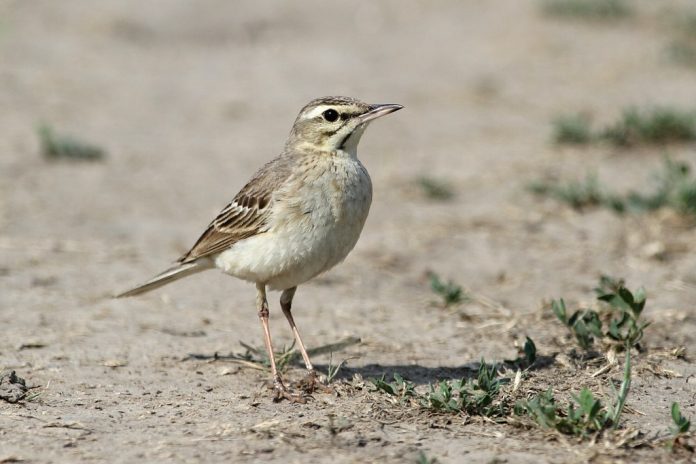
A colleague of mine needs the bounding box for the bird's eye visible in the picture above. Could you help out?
[322,109,339,122]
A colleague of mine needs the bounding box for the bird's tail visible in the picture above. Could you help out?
[114,261,209,298]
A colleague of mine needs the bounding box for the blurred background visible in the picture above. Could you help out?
[1,0,696,462]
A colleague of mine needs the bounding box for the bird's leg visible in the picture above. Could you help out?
[256,283,303,402]
[280,287,325,392]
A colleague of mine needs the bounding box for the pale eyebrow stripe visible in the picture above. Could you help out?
[302,105,334,120]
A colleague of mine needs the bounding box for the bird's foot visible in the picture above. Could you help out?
[296,369,332,394]
[272,377,307,404]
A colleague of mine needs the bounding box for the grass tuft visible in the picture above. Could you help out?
[515,349,631,436]
[552,277,649,352]
[418,176,455,201]
[370,360,510,417]
[552,107,696,147]
[529,175,622,211]
[38,124,106,161]
[600,108,696,146]
[552,114,593,144]
[531,158,696,218]
[541,0,631,20]
[427,272,468,307]
[416,451,439,464]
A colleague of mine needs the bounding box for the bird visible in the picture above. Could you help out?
[116,96,403,401]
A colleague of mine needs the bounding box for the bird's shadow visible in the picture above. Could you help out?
[313,355,556,385]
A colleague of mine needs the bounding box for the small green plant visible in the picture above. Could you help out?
[531,159,696,218]
[38,124,106,161]
[506,336,537,368]
[541,0,631,20]
[668,402,694,452]
[427,272,467,307]
[671,403,692,435]
[594,274,625,296]
[420,361,507,416]
[552,279,648,352]
[370,361,509,417]
[600,107,696,146]
[552,114,593,144]
[597,285,649,349]
[551,107,696,147]
[370,373,417,401]
[623,159,696,217]
[325,351,358,383]
[515,349,631,437]
[529,175,622,211]
[552,299,603,350]
[418,176,454,201]
[666,41,696,68]
[416,451,439,464]
[516,388,609,436]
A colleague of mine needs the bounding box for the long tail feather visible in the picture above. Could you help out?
[114,261,208,298]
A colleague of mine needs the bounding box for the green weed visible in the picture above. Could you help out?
[370,360,510,417]
[552,114,593,144]
[671,402,692,435]
[420,361,506,416]
[416,451,439,464]
[531,159,696,218]
[541,0,631,20]
[38,124,106,161]
[418,176,455,201]
[600,107,696,146]
[552,278,648,352]
[506,336,537,369]
[515,349,631,436]
[427,272,468,307]
[529,175,621,212]
[552,107,696,147]
[370,373,417,401]
[667,402,694,452]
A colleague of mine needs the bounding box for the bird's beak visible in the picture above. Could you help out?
[359,103,404,123]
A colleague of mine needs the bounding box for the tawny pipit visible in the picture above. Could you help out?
[117,96,402,400]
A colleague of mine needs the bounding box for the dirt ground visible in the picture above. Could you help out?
[1,1,696,462]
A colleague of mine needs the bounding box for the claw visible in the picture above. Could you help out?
[297,369,332,394]
[271,376,307,403]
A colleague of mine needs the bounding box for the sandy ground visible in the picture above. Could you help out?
[1,1,696,462]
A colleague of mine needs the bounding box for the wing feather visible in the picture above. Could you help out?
[178,155,295,263]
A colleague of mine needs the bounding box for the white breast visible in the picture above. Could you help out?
[215,153,372,290]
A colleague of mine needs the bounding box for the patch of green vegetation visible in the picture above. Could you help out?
[600,108,696,146]
[664,10,696,69]
[667,402,695,452]
[418,176,455,201]
[529,175,622,211]
[506,336,537,369]
[531,159,696,218]
[416,452,439,464]
[552,107,696,147]
[540,0,631,20]
[420,361,507,416]
[552,278,649,352]
[552,114,593,144]
[370,360,510,417]
[370,373,417,401]
[38,124,106,161]
[427,272,468,307]
[515,349,631,436]
[666,41,696,68]
[671,402,691,436]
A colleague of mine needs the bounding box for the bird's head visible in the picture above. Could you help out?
[286,96,402,156]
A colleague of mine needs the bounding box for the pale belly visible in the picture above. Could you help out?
[214,156,372,290]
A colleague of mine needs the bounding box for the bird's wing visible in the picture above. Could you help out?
[178,155,295,263]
